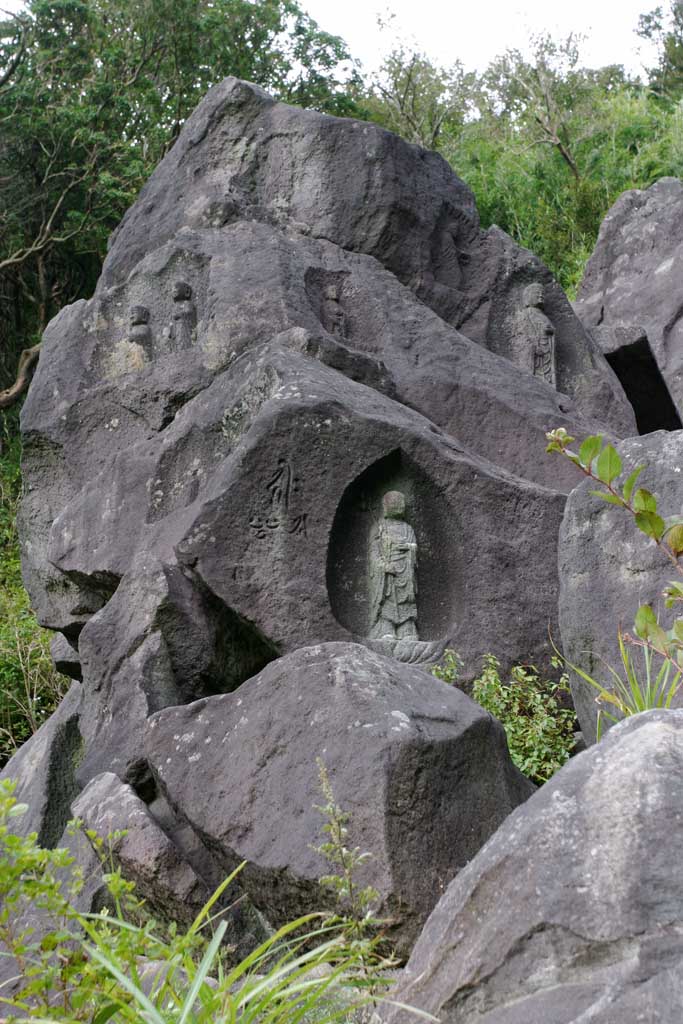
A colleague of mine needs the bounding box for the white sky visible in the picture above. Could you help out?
[2,0,662,78]
[304,0,660,77]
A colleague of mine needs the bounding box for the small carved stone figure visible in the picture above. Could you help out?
[369,490,418,641]
[520,282,556,388]
[170,280,197,350]
[322,282,347,340]
[434,221,466,289]
[128,305,153,356]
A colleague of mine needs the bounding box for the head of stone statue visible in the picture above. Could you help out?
[323,283,340,302]
[173,281,193,302]
[130,305,150,325]
[383,490,406,519]
[523,282,544,309]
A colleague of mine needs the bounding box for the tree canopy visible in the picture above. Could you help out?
[0,0,361,399]
[2,0,683,404]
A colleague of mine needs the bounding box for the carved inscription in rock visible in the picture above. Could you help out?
[249,459,308,539]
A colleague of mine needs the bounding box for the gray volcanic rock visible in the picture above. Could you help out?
[95,78,631,437]
[0,683,83,847]
[73,772,210,927]
[73,772,269,954]
[442,226,633,431]
[40,340,568,784]
[8,77,636,953]
[384,710,683,1024]
[50,633,82,680]
[145,642,534,956]
[559,430,683,744]
[576,177,683,417]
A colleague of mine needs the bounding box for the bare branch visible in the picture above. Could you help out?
[0,19,26,92]
[0,167,91,271]
[0,343,40,409]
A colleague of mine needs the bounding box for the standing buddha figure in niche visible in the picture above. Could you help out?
[520,282,556,388]
[369,490,418,641]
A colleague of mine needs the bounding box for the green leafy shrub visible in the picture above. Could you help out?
[471,656,576,785]
[0,778,396,1023]
[432,651,575,784]
[0,417,67,766]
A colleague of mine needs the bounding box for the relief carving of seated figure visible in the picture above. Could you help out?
[128,305,153,357]
[369,490,418,641]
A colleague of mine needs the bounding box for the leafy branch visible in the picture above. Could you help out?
[546,426,683,727]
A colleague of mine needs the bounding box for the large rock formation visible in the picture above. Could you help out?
[145,642,534,955]
[13,76,628,791]
[4,78,641,960]
[575,177,683,427]
[384,710,683,1024]
[559,430,683,744]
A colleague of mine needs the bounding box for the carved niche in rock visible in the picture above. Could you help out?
[327,450,454,664]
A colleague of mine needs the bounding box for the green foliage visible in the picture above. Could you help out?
[546,428,683,731]
[431,650,575,784]
[365,30,683,293]
[0,0,361,391]
[430,648,463,686]
[564,630,682,739]
[361,29,473,149]
[0,415,66,766]
[470,655,575,785]
[0,778,392,1022]
[314,759,380,944]
[638,2,683,100]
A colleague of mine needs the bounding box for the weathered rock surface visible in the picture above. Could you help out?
[559,430,683,744]
[19,78,634,637]
[0,682,83,847]
[96,78,631,438]
[50,633,82,680]
[576,177,683,421]
[145,642,534,956]
[16,81,625,791]
[7,77,638,959]
[585,322,682,434]
[73,772,268,951]
[73,772,211,927]
[384,710,683,1023]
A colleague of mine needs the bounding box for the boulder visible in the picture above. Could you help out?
[73,773,268,953]
[384,709,683,1024]
[0,682,83,847]
[73,772,210,927]
[145,642,534,956]
[28,332,570,785]
[19,80,635,640]
[558,430,683,744]
[576,177,683,422]
[9,77,636,957]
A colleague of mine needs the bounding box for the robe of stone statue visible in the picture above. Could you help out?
[369,518,418,640]
[518,305,556,388]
